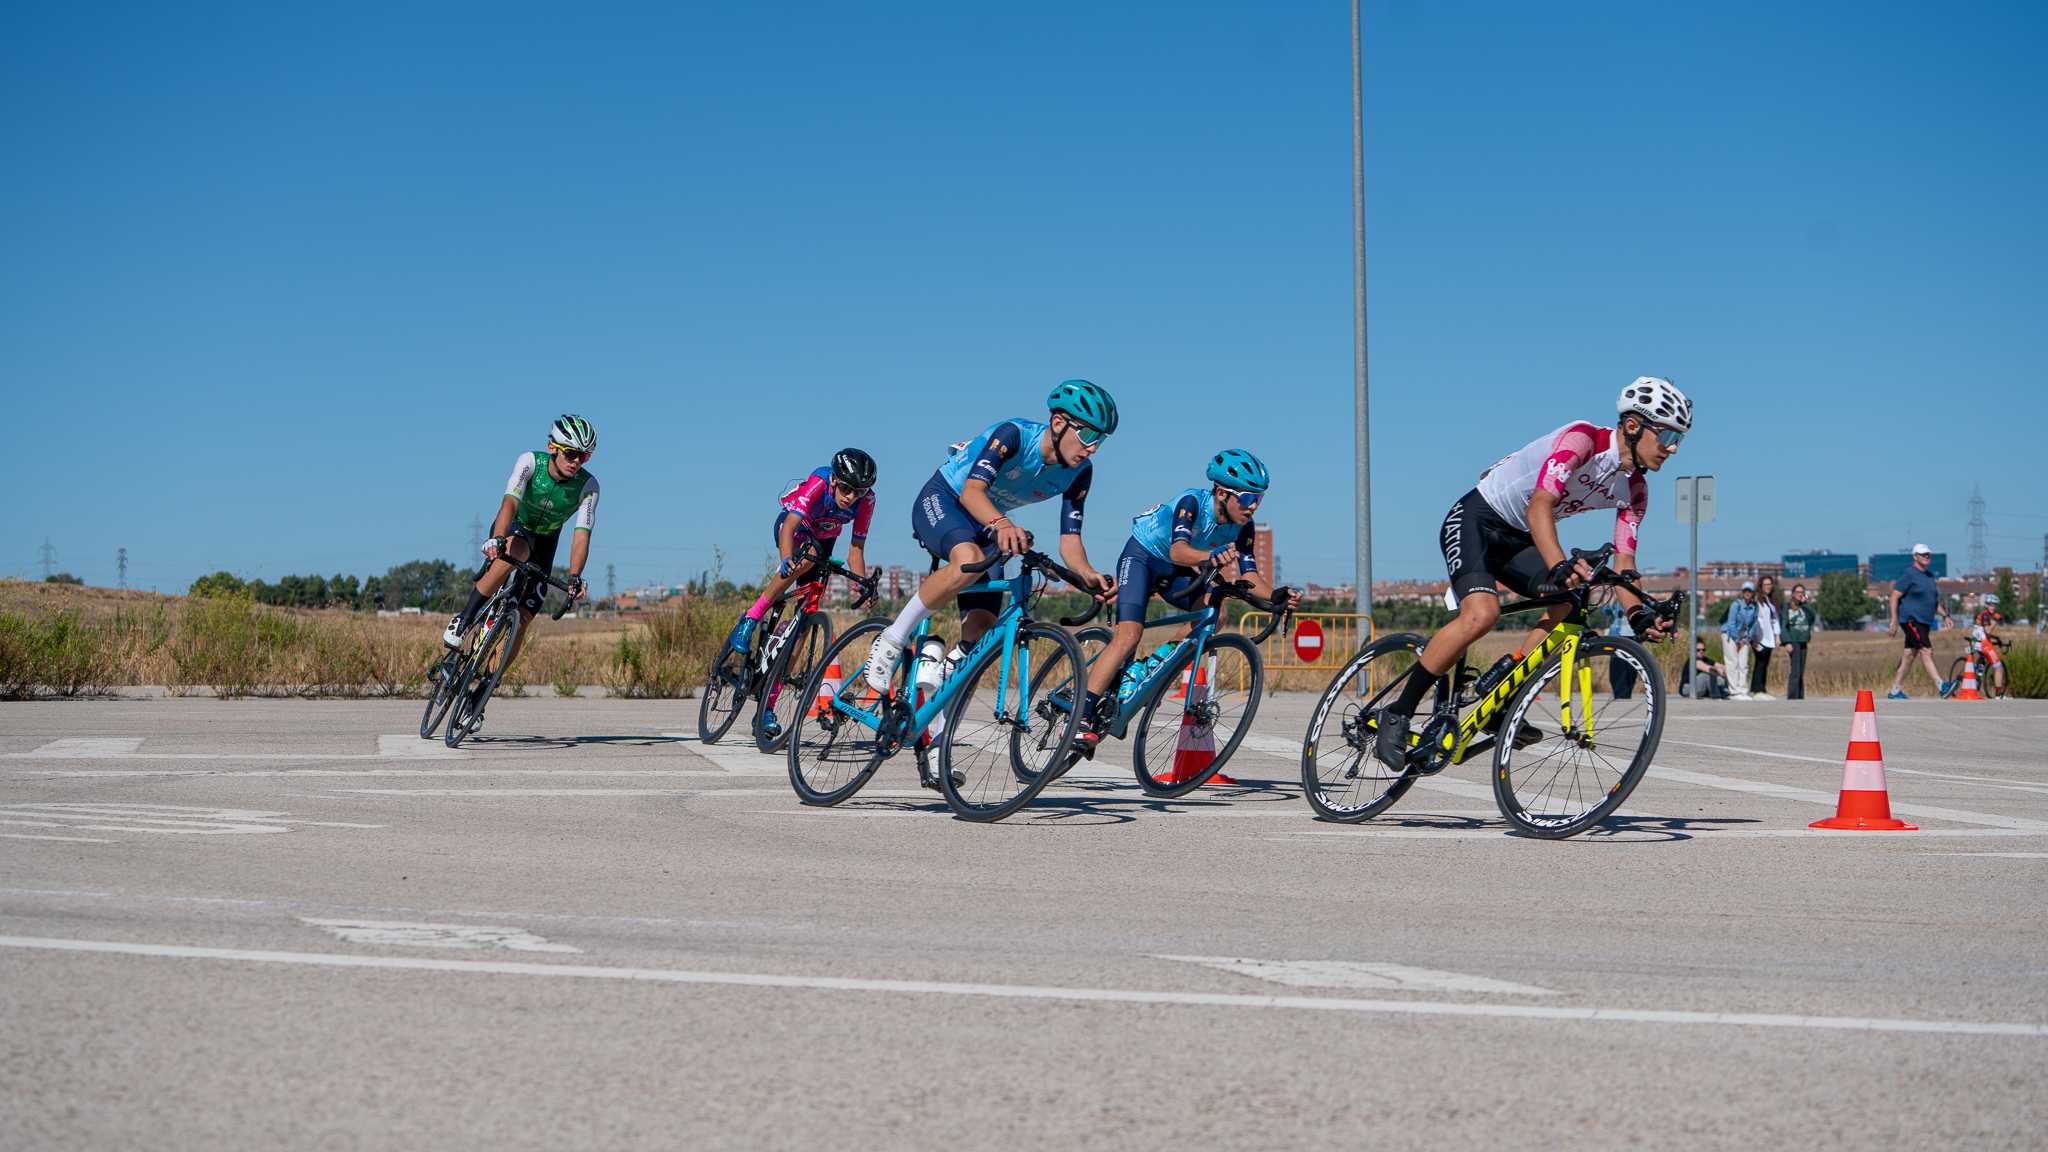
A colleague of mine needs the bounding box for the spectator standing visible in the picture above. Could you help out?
[1693,638,1732,699]
[1783,583,1817,699]
[1721,581,1759,699]
[1887,543,1946,700]
[1607,606,1637,699]
[1750,574,1781,699]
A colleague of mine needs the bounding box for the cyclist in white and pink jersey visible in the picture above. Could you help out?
[726,448,876,656]
[1375,377,1691,770]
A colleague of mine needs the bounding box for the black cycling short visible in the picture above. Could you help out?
[1440,488,1549,604]
[473,528,562,615]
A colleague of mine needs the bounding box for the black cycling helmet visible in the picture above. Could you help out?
[831,447,877,490]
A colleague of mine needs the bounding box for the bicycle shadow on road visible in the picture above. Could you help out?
[451,733,698,751]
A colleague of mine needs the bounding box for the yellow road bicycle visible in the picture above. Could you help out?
[1300,545,1686,838]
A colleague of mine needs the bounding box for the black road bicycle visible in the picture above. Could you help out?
[698,542,879,750]
[1300,545,1686,839]
[421,560,573,748]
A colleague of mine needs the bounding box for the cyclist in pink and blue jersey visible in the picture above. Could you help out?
[726,448,876,655]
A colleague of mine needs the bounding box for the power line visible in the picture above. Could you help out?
[605,563,616,602]
[117,547,128,589]
[1967,485,1988,576]
[38,538,56,580]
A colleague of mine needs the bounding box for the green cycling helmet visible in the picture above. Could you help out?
[1206,449,1269,493]
[1047,379,1118,436]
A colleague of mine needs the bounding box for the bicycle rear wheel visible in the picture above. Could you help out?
[757,611,835,752]
[1493,634,1663,838]
[1130,634,1262,797]
[698,647,753,744]
[1943,656,1966,698]
[785,619,896,805]
[445,608,521,748]
[419,649,466,739]
[939,622,1084,821]
[1300,634,1437,822]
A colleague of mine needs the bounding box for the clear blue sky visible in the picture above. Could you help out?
[8,1,2045,592]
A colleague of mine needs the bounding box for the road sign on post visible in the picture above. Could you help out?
[1675,475,1716,693]
[1294,618,1325,663]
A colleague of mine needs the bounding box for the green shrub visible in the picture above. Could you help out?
[2002,641,2048,699]
[0,610,118,699]
[606,601,728,698]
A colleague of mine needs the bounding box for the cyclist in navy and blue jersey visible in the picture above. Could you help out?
[1073,449,1297,749]
[862,381,1119,692]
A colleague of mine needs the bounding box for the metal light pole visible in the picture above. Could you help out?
[1351,0,1372,627]
[1677,476,1716,689]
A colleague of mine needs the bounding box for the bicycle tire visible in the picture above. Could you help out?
[1492,633,1664,839]
[785,619,896,805]
[939,622,1084,822]
[698,648,753,745]
[1300,634,1435,822]
[419,649,466,739]
[1130,633,1263,797]
[1943,657,1965,698]
[757,611,836,752]
[445,607,521,748]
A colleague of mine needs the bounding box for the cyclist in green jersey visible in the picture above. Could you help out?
[443,415,599,670]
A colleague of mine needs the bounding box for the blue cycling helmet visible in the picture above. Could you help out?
[1206,449,1269,493]
[1047,379,1118,435]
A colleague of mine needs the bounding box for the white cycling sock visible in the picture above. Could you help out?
[882,594,933,648]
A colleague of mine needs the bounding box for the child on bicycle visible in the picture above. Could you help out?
[862,381,1118,692]
[726,448,876,656]
[1969,594,2006,696]
[1075,449,1298,751]
[1375,378,1690,770]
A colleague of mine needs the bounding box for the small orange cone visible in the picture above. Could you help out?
[1952,650,1984,701]
[810,660,843,718]
[1162,662,1236,786]
[1809,690,1916,831]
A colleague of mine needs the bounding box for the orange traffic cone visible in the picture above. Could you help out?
[1809,690,1916,831]
[810,660,843,718]
[1952,650,1984,700]
[1165,662,1237,786]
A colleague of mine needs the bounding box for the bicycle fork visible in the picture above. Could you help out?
[1555,633,1595,744]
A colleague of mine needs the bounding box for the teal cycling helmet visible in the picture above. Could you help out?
[1047,379,1118,436]
[1206,449,1269,493]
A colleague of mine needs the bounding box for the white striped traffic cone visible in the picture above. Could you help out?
[1809,690,1916,831]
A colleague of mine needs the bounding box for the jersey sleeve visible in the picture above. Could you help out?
[1234,521,1258,574]
[1612,472,1647,554]
[1534,424,1599,500]
[572,475,599,533]
[782,472,828,521]
[850,492,874,543]
[967,423,1023,487]
[1168,494,1202,547]
[1059,463,1092,535]
[504,453,537,502]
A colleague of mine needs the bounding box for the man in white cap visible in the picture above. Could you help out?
[1886,544,1945,700]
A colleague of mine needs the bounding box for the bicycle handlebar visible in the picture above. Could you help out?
[502,559,578,621]
[953,533,1108,627]
[790,540,881,609]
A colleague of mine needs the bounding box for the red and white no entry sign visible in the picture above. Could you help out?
[1293,618,1325,662]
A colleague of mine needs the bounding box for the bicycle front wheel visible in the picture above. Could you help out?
[939,623,1084,822]
[1493,633,1664,838]
[1300,633,1436,822]
[785,619,896,805]
[758,611,835,752]
[419,649,465,738]
[445,609,521,748]
[1130,633,1262,797]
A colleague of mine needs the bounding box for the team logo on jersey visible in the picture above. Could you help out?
[1543,459,1571,487]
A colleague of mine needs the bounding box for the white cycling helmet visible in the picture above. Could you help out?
[1984,593,2001,607]
[549,413,597,453]
[1617,376,1692,432]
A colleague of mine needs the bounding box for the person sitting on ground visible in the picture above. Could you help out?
[1693,638,1732,700]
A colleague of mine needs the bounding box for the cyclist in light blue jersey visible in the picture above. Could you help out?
[1074,449,1296,748]
[863,381,1120,691]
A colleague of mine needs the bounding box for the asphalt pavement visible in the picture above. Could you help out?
[3,691,2044,1149]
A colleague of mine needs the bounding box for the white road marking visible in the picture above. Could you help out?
[1921,852,2048,859]
[1667,738,2048,797]
[1277,826,2047,842]
[1157,955,1556,995]
[22,738,145,757]
[1647,764,2048,831]
[303,918,579,953]
[0,832,116,843]
[333,788,696,797]
[0,803,383,836]
[0,887,802,932]
[659,733,785,776]
[377,735,464,758]
[1880,767,2048,797]
[12,768,737,779]
[1,934,2041,1038]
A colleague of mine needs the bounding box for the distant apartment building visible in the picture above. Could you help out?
[1252,525,1277,586]
[1780,551,1859,579]
[1869,552,1947,581]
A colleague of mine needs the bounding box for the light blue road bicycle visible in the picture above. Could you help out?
[784,546,1100,822]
